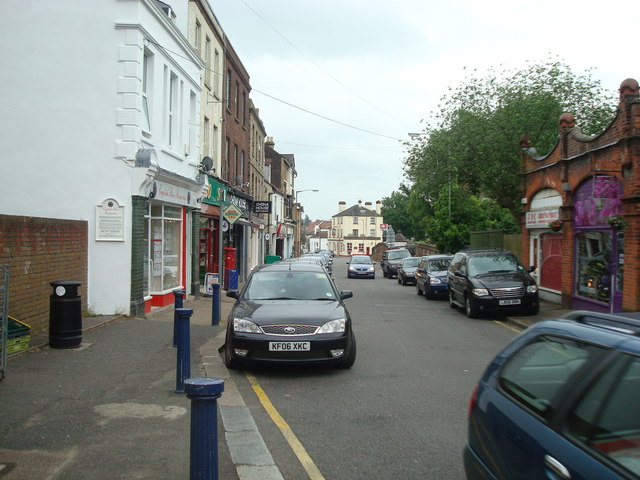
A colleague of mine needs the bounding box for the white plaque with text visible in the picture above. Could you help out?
[96,198,125,241]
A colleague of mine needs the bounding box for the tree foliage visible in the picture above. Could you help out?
[405,58,617,217]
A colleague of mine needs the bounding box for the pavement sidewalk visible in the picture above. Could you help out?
[1,290,284,480]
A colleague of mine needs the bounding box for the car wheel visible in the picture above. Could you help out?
[337,334,356,369]
[465,295,479,318]
[223,342,240,370]
[449,290,457,309]
[416,284,423,295]
[527,303,540,315]
[402,277,407,285]
[424,287,432,300]
[382,269,387,278]
[397,276,401,284]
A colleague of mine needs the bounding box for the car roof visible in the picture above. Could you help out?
[257,261,326,273]
[525,311,640,354]
[423,254,453,259]
[456,248,512,256]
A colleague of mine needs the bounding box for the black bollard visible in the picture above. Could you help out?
[211,283,220,326]
[175,308,192,393]
[185,378,225,480]
[173,289,185,347]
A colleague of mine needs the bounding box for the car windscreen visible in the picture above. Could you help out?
[468,254,525,276]
[388,250,411,260]
[350,256,371,265]
[428,259,451,272]
[402,258,420,268]
[244,271,336,300]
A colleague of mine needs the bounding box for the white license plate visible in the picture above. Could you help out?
[499,299,521,306]
[269,342,310,352]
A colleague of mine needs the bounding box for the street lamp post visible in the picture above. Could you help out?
[294,189,319,256]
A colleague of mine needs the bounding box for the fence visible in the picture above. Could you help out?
[0,265,9,380]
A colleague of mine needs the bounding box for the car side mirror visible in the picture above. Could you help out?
[346,262,350,264]
[373,262,377,265]
[340,290,353,300]
[455,271,466,278]
[528,265,536,273]
[226,290,239,299]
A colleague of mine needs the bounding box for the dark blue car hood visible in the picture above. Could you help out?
[231,299,347,326]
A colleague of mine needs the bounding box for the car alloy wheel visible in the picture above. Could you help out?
[465,295,479,318]
[449,290,456,309]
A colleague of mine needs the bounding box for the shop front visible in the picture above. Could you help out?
[142,180,200,311]
[572,177,625,313]
[199,178,227,289]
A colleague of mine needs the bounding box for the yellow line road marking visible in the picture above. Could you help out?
[492,320,522,333]
[245,372,325,480]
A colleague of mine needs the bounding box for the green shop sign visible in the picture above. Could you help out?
[203,178,227,206]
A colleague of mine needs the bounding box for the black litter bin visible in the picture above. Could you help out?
[49,281,82,349]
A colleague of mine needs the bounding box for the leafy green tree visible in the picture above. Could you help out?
[426,183,519,253]
[405,58,617,217]
[380,185,427,240]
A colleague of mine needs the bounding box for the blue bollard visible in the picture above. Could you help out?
[185,378,225,480]
[175,308,192,393]
[173,289,185,348]
[211,282,220,326]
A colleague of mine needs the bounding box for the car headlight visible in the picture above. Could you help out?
[233,318,261,333]
[317,318,346,334]
[430,277,443,285]
[367,267,375,272]
[348,266,356,271]
[527,285,538,293]
[471,288,489,297]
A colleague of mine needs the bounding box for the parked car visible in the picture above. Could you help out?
[347,255,376,279]
[415,254,453,299]
[302,253,332,275]
[318,249,334,258]
[465,310,640,480]
[223,262,356,369]
[397,256,421,285]
[448,248,539,318]
[381,248,412,278]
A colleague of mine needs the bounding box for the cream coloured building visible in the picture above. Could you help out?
[329,201,384,256]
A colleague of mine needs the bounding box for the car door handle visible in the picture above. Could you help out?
[544,455,571,479]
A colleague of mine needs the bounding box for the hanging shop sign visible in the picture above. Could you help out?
[223,204,242,225]
[203,179,227,206]
[253,201,272,214]
[526,208,559,229]
[96,198,125,242]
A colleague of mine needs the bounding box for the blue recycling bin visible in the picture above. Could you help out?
[225,268,239,291]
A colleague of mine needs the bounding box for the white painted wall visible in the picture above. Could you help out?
[0,0,203,314]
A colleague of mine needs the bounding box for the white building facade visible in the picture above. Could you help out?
[0,0,205,315]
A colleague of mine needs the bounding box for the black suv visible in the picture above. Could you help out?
[381,248,411,278]
[448,248,539,318]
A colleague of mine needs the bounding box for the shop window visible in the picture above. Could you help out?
[576,232,611,303]
[146,204,182,294]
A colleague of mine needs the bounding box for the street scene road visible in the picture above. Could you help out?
[227,256,521,479]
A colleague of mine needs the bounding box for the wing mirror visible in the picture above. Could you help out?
[226,290,239,299]
[340,290,353,300]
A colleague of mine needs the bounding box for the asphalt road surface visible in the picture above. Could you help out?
[228,256,521,479]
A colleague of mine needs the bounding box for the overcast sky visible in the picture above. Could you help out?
[210,0,638,221]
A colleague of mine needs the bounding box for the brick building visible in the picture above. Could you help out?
[520,78,640,313]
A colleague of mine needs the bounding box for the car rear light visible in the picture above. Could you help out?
[468,385,478,417]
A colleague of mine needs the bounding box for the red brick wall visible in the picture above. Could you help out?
[521,81,640,311]
[0,215,88,333]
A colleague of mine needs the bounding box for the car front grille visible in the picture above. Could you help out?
[260,324,319,336]
[490,286,524,298]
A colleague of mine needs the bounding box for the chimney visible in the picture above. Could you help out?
[338,201,346,212]
[376,200,382,215]
[365,201,372,210]
[265,136,275,148]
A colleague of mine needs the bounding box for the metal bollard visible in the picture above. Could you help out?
[175,308,192,393]
[185,378,225,480]
[173,289,185,348]
[211,283,220,326]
